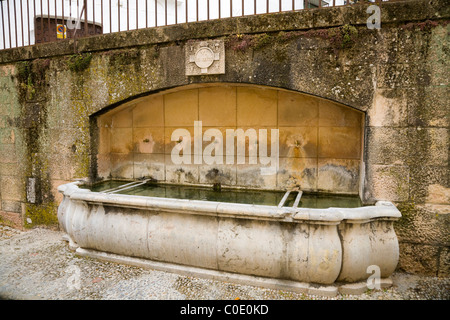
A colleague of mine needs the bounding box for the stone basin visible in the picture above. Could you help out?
[57,180,401,296]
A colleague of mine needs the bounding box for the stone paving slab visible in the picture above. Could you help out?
[0,225,449,301]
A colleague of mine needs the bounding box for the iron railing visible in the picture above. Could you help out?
[0,0,387,50]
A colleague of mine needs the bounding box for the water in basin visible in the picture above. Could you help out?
[81,180,363,208]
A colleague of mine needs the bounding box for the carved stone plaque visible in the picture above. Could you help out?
[186,40,225,76]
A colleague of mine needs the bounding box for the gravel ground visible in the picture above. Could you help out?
[0,225,449,301]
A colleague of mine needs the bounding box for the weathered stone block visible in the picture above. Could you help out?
[398,242,440,276]
[0,176,23,201]
[47,152,78,181]
[395,203,450,247]
[368,89,408,127]
[407,127,449,167]
[406,86,450,127]
[438,246,450,277]
[426,184,450,205]
[0,144,17,164]
[1,200,22,213]
[365,127,409,165]
[409,165,448,203]
[365,165,409,202]
[0,162,20,177]
[377,63,429,89]
[0,128,15,144]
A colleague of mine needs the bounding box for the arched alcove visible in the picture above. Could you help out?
[95,84,364,195]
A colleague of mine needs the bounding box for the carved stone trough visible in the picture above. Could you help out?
[57,181,401,296]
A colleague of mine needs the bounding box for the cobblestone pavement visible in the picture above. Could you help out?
[0,225,449,301]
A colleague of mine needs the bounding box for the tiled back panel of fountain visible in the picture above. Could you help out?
[96,84,364,195]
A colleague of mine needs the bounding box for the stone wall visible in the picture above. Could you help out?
[0,0,448,276]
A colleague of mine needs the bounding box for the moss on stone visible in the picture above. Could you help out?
[67,53,93,72]
[395,200,417,230]
[15,59,50,102]
[106,49,141,73]
[24,202,58,228]
[13,58,57,228]
[16,61,32,83]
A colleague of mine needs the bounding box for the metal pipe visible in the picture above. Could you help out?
[293,191,303,208]
[54,0,56,41]
[39,0,43,43]
[84,0,88,36]
[101,180,143,193]
[109,0,112,32]
[14,0,17,46]
[7,0,11,48]
[278,191,291,208]
[46,0,50,42]
[1,1,5,49]
[106,180,151,194]
[101,0,103,33]
[61,0,65,39]
[20,0,24,46]
[93,0,96,33]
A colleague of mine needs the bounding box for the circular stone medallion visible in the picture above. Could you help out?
[194,47,215,69]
